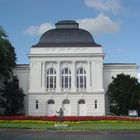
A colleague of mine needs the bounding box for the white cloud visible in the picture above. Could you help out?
[77,13,120,36]
[85,0,122,14]
[24,23,54,36]
[24,13,120,37]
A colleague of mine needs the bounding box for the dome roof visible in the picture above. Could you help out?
[33,20,100,47]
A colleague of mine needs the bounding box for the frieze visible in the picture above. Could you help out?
[29,53,104,58]
[103,65,137,70]
[40,47,102,53]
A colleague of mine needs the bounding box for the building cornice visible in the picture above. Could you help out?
[103,63,138,70]
[27,90,105,95]
[13,64,30,70]
[28,53,105,58]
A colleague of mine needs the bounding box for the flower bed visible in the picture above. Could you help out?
[0,116,140,122]
[0,116,140,130]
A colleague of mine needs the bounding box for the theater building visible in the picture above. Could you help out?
[13,20,137,116]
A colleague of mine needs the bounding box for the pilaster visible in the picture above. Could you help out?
[87,61,91,91]
[71,61,76,92]
[56,61,61,92]
[41,62,46,90]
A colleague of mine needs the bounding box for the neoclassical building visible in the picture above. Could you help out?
[13,20,137,116]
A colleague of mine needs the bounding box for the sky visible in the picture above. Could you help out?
[0,0,140,80]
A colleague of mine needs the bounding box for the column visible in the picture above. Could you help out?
[98,60,103,90]
[71,61,76,92]
[87,61,91,91]
[42,62,45,90]
[95,59,103,91]
[56,61,61,92]
[91,60,96,90]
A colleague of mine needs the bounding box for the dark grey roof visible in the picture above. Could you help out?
[55,20,78,26]
[32,20,101,47]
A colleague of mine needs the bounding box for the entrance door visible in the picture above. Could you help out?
[47,99,55,116]
[78,99,86,116]
[62,99,70,116]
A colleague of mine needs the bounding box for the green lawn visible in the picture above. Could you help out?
[0,122,140,130]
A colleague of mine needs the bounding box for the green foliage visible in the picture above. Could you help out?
[0,75,25,116]
[0,26,16,79]
[107,73,140,115]
[0,26,24,116]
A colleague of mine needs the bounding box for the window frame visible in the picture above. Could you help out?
[76,67,86,89]
[95,100,97,109]
[46,68,56,89]
[61,68,71,89]
[35,100,39,110]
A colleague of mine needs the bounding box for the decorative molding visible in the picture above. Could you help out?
[42,47,101,52]
[103,65,137,70]
[28,53,104,58]
[27,91,105,95]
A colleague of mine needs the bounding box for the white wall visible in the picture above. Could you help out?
[28,93,105,116]
[29,47,104,93]
[27,46,105,116]
[103,64,138,91]
[13,64,30,114]
[13,65,29,94]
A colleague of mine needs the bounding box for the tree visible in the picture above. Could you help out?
[107,73,140,115]
[0,76,25,115]
[0,26,16,79]
[0,26,24,115]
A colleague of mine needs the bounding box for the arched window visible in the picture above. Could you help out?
[78,99,85,104]
[63,99,70,104]
[62,68,71,89]
[46,68,56,89]
[76,68,86,89]
[48,99,55,104]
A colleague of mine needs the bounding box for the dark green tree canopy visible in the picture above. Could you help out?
[107,73,140,115]
[0,75,25,115]
[0,26,24,116]
[0,26,16,78]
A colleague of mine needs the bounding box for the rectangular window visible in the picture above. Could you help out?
[36,100,39,110]
[54,76,56,88]
[47,77,49,88]
[62,77,64,88]
[65,76,68,88]
[50,76,53,88]
[69,77,71,88]
[95,100,97,109]
[80,77,83,88]
[77,76,79,88]
[84,76,86,88]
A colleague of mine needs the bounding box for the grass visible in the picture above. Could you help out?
[0,121,140,130]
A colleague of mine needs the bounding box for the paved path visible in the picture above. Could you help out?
[0,129,140,140]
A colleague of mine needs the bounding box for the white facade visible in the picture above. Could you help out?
[27,46,105,116]
[13,20,138,116]
[13,62,137,116]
